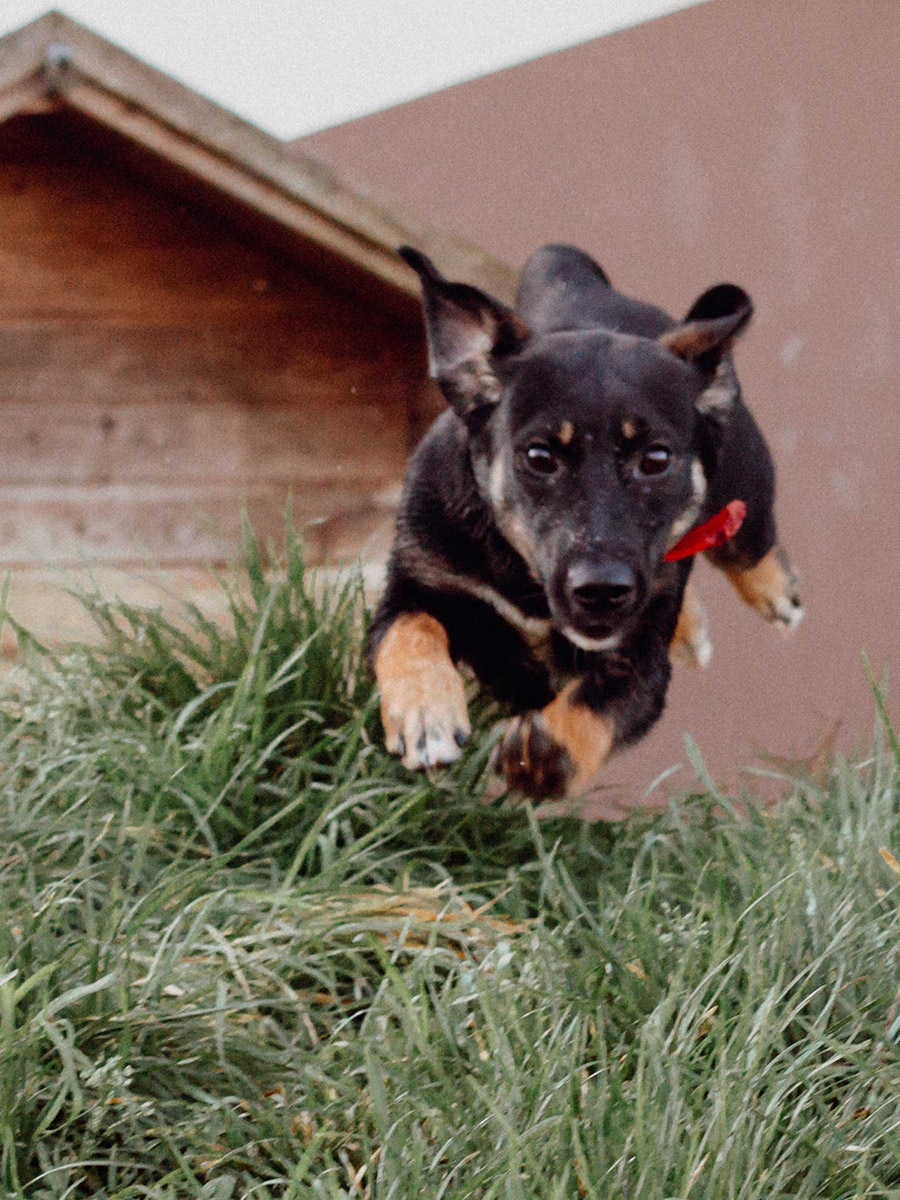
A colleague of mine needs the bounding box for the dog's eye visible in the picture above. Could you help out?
[524,442,559,475]
[637,445,672,476]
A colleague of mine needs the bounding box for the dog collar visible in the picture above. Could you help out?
[664,499,746,562]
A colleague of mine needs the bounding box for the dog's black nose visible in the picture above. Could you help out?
[566,558,637,616]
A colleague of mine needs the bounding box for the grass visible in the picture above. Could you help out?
[0,524,898,1198]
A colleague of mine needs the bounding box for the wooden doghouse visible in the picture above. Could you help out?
[0,11,515,646]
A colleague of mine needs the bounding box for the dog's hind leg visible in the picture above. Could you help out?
[700,396,804,633]
[724,545,804,632]
[669,582,713,669]
[374,613,471,770]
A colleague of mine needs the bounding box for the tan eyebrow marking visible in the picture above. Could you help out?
[557,420,575,445]
[621,419,638,440]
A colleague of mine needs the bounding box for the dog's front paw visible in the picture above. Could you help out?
[381,674,470,770]
[494,712,573,800]
[375,613,471,771]
[495,684,616,800]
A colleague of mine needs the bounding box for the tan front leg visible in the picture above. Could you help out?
[495,682,614,799]
[669,582,712,669]
[374,613,470,770]
[726,545,804,631]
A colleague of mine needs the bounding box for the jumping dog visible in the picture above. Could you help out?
[368,244,803,799]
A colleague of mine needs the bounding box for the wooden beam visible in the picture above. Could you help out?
[0,74,57,123]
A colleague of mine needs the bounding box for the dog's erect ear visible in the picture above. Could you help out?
[400,246,532,428]
[660,284,753,378]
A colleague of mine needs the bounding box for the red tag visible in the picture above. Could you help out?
[664,499,746,562]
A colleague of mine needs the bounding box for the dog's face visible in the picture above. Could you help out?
[401,248,751,648]
[482,332,708,647]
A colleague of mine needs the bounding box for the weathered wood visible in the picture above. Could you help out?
[1,558,390,661]
[0,113,422,329]
[0,12,512,639]
[0,12,518,308]
[0,324,409,397]
[0,111,414,568]
[0,402,405,487]
[0,482,397,566]
[0,74,53,124]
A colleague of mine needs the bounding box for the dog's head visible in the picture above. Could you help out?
[401,247,752,650]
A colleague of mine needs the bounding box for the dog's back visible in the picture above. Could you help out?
[516,244,673,339]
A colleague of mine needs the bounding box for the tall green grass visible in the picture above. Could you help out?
[0,526,898,1198]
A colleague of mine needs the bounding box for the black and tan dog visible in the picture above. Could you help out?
[368,244,803,799]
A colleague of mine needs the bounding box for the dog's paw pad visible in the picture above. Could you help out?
[494,712,573,800]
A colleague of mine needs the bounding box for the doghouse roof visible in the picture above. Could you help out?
[0,10,517,313]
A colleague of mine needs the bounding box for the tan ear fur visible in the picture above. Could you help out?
[660,283,752,374]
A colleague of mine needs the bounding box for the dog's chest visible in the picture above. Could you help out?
[499,607,602,694]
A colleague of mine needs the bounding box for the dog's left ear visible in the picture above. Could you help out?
[660,284,753,378]
[400,246,532,429]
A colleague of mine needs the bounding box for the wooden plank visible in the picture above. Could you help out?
[0,13,517,307]
[0,482,399,566]
[0,324,408,399]
[0,74,55,123]
[0,114,418,329]
[1,565,241,659]
[0,401,407,487]
[1,561,390,661]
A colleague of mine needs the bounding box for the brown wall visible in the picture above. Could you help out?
[0,112,420,569]
[298,0,900,802]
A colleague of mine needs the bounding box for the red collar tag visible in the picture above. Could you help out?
[664,499,746,562]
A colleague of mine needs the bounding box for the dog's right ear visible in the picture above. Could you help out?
[660,284,753,378]
[400,247,532,429]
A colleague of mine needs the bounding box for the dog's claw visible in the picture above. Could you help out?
[375,614,471,772]
[388,708,469,770]
[382,691,472,770]
[382,694,470,770]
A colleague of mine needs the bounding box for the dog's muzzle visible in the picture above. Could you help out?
[561,554,641,636]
